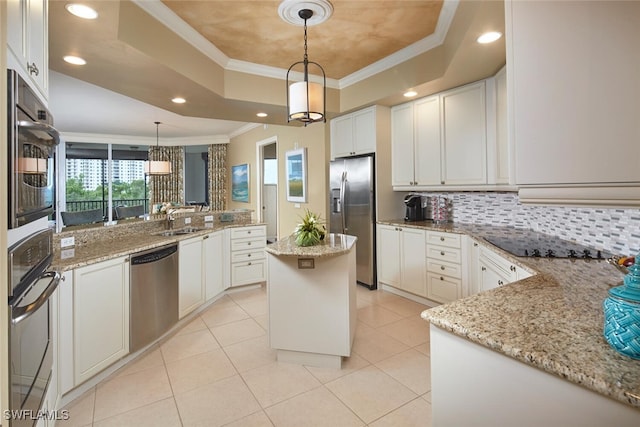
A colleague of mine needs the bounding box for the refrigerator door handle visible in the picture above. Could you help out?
[340,171,347,233]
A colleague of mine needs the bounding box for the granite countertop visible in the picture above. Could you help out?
[52,222,261,271]
[377,219,640,409]
[265,233,357,258]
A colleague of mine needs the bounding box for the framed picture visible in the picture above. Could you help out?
[231,163,249,203]
[285,148,307,203]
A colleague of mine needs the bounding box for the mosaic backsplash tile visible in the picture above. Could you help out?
[414,192,640,256]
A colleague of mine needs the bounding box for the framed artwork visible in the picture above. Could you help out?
[286,148,307,203]
[231,163,249,202]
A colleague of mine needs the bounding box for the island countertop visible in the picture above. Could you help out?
[266,233,356,258]
[380,219,640,410]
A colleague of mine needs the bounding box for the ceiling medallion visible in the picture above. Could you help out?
[278,0,333,26]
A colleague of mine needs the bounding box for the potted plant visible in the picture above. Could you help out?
[294,209,326,247]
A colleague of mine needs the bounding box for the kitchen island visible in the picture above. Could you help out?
[265,233,357,368]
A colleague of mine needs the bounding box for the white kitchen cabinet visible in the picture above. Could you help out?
[390,103,416,187]
[225,225,267,288]
[73,256,129,385]
[330,106,377,159]
[477,245,533,292]
[507,0,640,205]
[426,231,463,303]
[179,236,205,318]
[7,0,49,100]
[376,224,427,297]
[493,67,511,185]
[440,81,487,185]
[391,96,441,187]
[392,81,491,190]
[58,271,74,394]
[204,230,224,300]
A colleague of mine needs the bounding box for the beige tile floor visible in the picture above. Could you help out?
[58,285,432,427]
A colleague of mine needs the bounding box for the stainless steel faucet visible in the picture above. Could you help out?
[166,212,175,230]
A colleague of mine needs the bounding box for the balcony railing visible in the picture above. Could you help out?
[65,199,149,216]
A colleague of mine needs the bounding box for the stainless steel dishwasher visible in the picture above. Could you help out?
[130,243,179,352]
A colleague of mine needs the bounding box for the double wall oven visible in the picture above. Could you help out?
[6,69,62,426]
[8,229,60,427]
[8,69,60,229]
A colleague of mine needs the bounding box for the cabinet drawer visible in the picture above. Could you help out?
[426,258,462,279]
[230,226,266,240]
[231,249,265,263]
[231,237,266,252]
[479,246,517,281]
[427,245,461,264]
[231,260,266,286]
[426,231,461,248]
[427,272,461,304]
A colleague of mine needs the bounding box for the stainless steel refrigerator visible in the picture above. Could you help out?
[329,155,376,289]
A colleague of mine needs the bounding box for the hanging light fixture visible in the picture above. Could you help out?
[144,121,172,175]
[285,8,327,126]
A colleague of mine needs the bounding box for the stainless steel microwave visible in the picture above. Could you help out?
[8,70,61,229]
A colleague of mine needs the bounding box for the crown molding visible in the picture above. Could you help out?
[132,0,230,67]
[338,0,459,88]
[62,132,230,146]
[132,0,459,90]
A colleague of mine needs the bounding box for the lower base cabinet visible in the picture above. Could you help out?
[225,225,267,288]
[179,236,205,318]
[377,224,427,297]
[73,256,130,385]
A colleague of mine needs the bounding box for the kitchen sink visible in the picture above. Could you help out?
[154,227,202,237]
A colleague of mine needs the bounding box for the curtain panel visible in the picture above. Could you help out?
[149,146,185,207]
[208,144,227,211]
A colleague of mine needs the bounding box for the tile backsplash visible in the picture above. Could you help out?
[416,192,640,255]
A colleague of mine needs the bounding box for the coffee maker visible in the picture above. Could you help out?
[404,194,424,221]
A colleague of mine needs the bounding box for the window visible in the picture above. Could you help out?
[63,143,149,224]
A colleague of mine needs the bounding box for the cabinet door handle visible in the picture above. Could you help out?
[248,230,252,234]
[440,276,444,281]
[203,235,209,240]
[248,242,252,245]
[441,180,445,185]
[498,280,504,286]
[440,251,445,256]
[440,237,445,242]
[27,62,39,76]
[481,266,486,272]
[248,253,251,257]
[510,265,516,272]
[248,262,252,265]
[474,243,478,247]
[440,266,445,271]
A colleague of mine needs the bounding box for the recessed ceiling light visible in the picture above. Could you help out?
[63,55,87,65]
[256,112,268,118]
[171,97,186,104]
[403,90,418,98]
[477,31,502,44]
[65,4,98,19]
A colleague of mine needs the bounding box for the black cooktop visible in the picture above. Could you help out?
[484,229,611,259]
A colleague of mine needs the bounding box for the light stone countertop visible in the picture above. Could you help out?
[265,233,357,258]
[52,222,261,271]
[377,219,640,409]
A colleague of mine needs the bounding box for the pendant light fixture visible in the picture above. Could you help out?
[144,121,172,175]
[285,8,327,126]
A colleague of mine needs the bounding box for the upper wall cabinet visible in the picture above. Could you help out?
[507,0,640,206]
[392,80,510,191]
[7,0,49,101]
[330,106,377,159]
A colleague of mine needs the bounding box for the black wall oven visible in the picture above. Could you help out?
[8,69,61,229]
[8,229,60,427]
